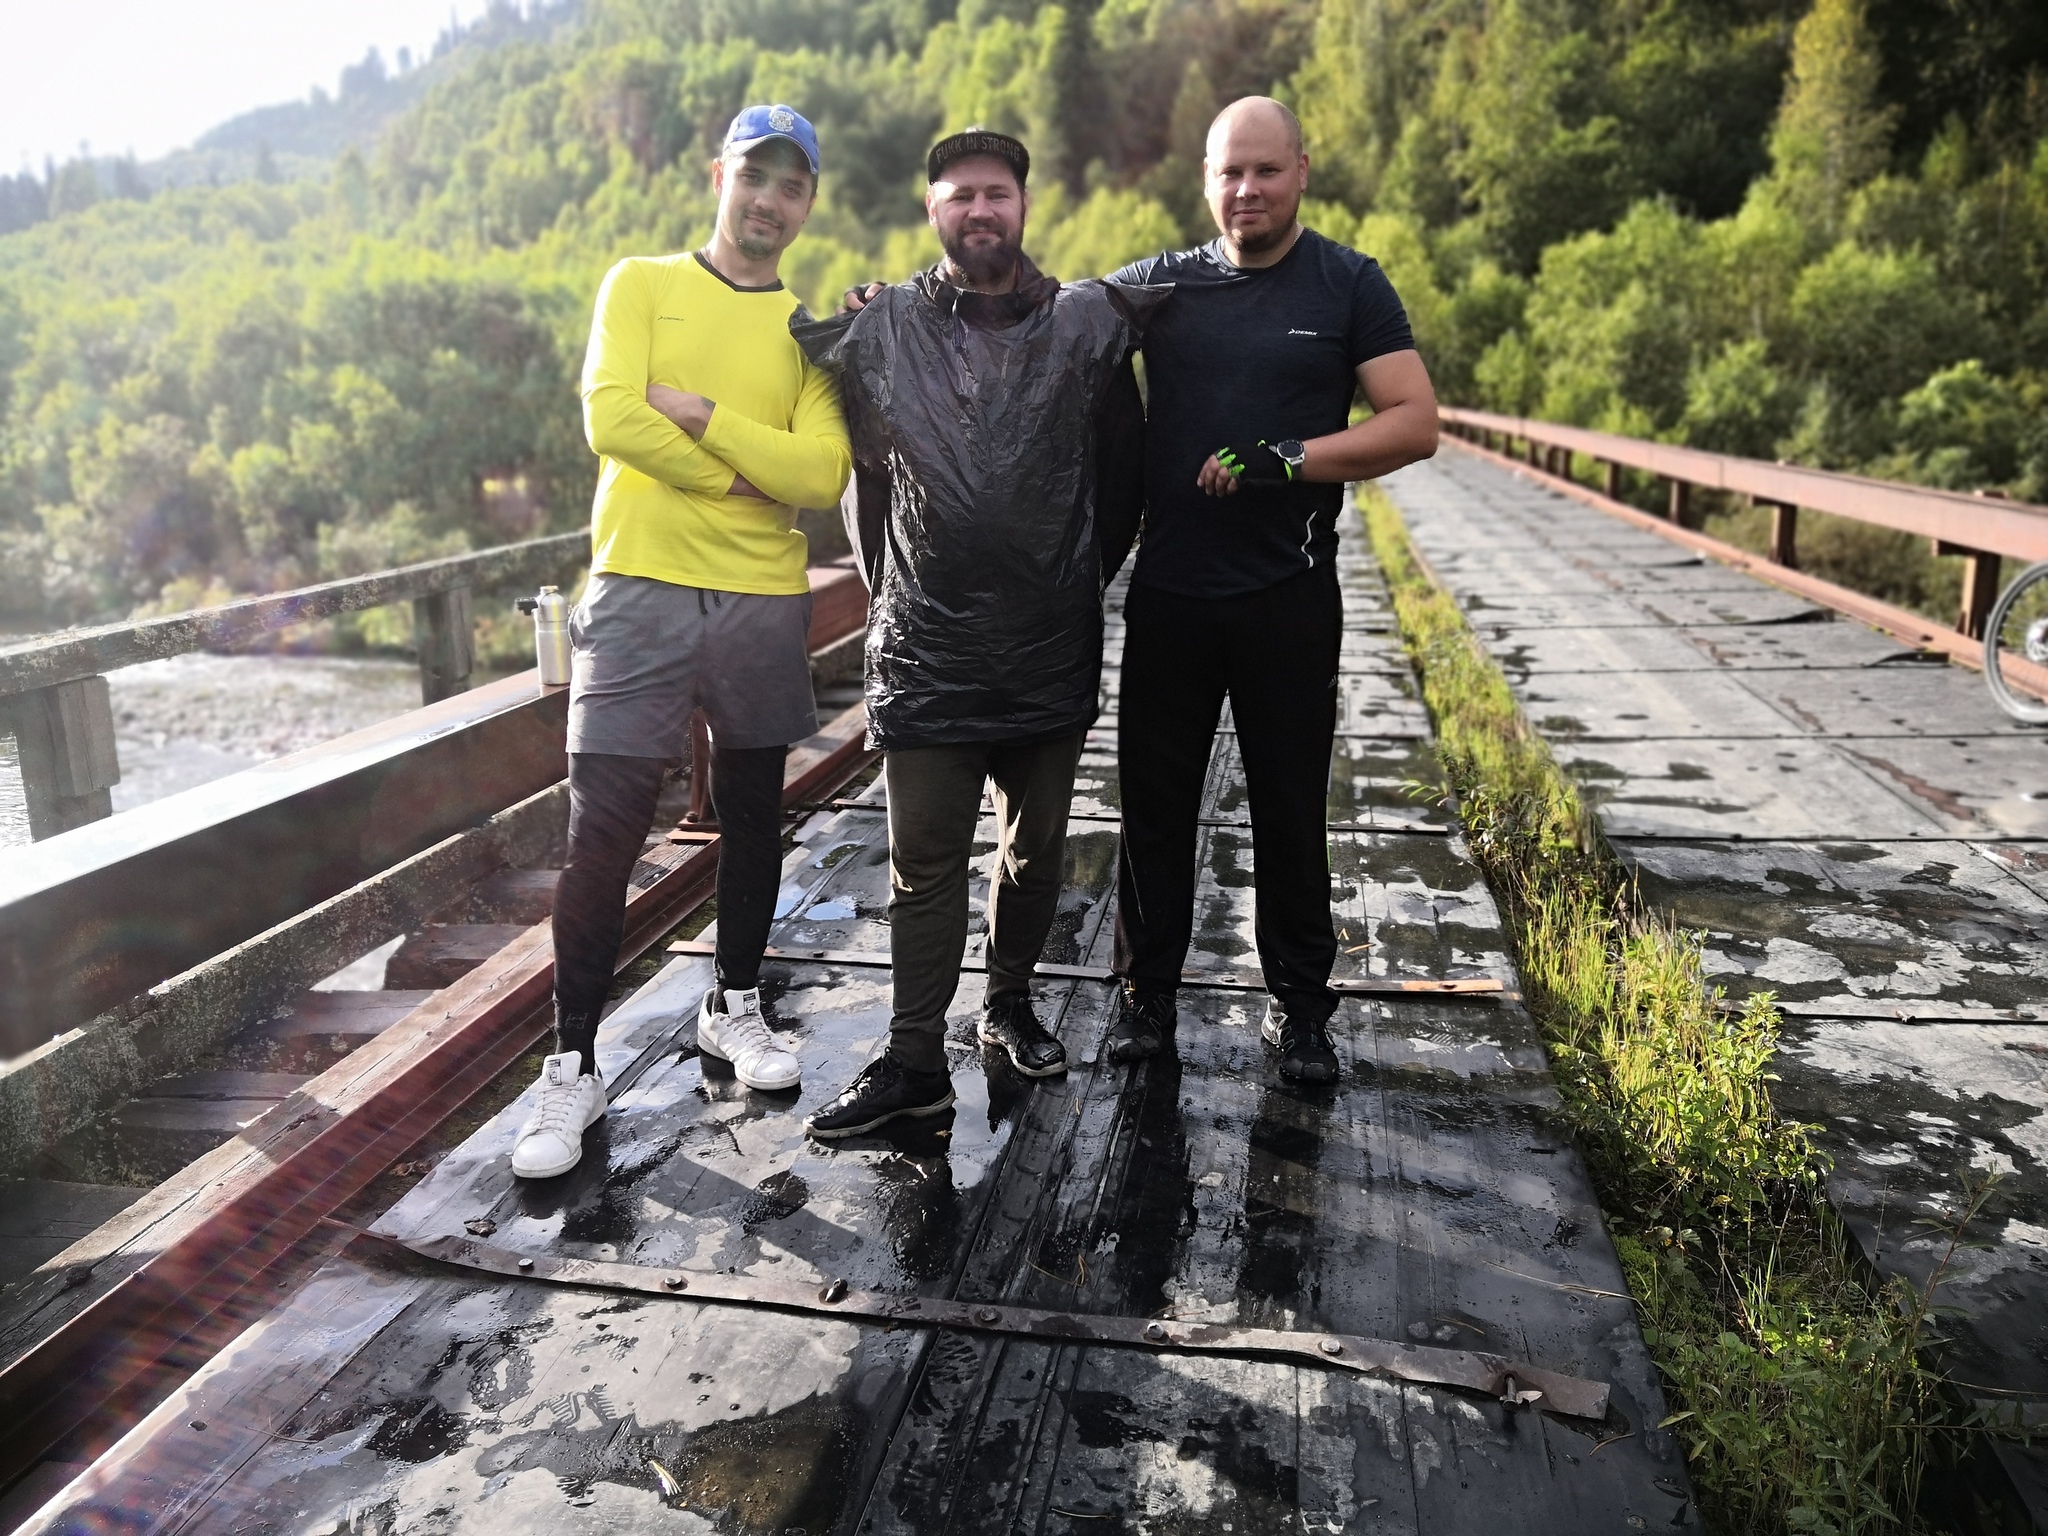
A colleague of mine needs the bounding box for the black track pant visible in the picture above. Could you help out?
[550,745,786,1073]
[1112,562,1341,1024]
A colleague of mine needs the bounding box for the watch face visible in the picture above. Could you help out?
[1278,439,1306,465]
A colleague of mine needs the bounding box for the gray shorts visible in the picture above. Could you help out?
[567,573,818,756]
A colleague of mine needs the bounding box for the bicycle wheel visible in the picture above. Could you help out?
[1984,559,2048,725]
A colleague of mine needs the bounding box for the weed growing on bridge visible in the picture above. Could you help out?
[1361,485,1965,1534]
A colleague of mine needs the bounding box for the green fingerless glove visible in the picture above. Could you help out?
[1215,441,1293,484]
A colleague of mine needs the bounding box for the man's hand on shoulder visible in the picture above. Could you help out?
[647,382,715,438]
[840,281,885,313]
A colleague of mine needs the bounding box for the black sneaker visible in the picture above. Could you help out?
[978,995,1068,1077]
[1106,986,1175,1063]
[1262,999,1339,1084]
[805,1055,955,1140]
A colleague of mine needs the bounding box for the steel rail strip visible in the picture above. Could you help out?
[662,939,1515,998]
[378,1232,1611,1420]
[820,800,1459,836]
[1438,435,2048,704]
[0,707,879,1489]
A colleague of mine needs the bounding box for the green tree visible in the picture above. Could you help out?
[1765,0,1896,238]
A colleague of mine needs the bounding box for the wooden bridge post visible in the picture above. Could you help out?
[1766,503,1799,568]
[1665,479,1690,525]
[413,586,475,705]
[1,677,121,839]
[1602,461,1622,499]
[1933,541,2001,640]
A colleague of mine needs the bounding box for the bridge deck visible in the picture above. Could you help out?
[16,519,1687,1533]
[1387,448,2048,1517]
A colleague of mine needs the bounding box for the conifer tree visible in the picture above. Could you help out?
[1767,0,1896,235]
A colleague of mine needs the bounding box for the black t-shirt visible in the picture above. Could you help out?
[1112,229,1414,597]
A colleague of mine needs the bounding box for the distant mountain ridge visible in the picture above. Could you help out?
[0,0,577,218]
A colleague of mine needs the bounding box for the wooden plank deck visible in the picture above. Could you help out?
[14,521,1688,1534]
[1387,447,2048,1519]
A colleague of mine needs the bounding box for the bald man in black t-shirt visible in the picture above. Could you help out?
[1107,96,1440,1083]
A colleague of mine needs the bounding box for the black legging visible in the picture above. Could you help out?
[550,744,787,1073]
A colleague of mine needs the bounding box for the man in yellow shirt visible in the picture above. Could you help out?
[514,104,852,1180]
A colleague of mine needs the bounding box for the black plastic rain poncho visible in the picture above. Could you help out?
[795,259,1167,748]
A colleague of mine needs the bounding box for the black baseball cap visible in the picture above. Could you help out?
[927,128,1030,188]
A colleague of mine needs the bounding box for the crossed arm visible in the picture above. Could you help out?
[581,261,851,506]
[646,385,766,499]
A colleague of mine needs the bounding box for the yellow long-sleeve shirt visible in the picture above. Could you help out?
[580,251,851,595]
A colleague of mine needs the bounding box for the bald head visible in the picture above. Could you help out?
[1202,96,1308,263]
[1207,96,1303,160]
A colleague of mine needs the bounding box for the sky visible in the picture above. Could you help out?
[0,0,495,172]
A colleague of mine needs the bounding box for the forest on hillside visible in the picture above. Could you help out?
[0,0,2043,634]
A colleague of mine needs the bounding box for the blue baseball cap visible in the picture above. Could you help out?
[723,103,821,175]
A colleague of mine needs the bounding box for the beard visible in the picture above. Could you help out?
[941,221,1023,286]
[728,206,786,262]
[1224,190,1302,253]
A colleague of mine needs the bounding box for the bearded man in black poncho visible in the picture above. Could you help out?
[796,128,1165,1139]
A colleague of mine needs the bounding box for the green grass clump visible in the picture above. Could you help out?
[1361,485,1975,1534]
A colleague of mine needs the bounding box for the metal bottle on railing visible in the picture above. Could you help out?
[515,585,572,686]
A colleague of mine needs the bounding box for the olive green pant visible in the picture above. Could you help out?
[884,730,1086,1072]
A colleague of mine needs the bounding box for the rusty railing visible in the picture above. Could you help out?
[1438,406,2048,692]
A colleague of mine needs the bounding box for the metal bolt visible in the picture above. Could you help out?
[189,1420,207,1432]
[1143,1322,1167,1342]
[975,1306,1000,1326]
[1319,1339,1343,1356]
[664,1275,688,1291]
[819,1278,849,1303]
[517,1257,534,1271]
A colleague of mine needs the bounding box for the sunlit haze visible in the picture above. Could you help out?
[0,0,493,170]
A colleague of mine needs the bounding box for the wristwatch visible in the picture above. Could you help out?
[1273,439,1307,479]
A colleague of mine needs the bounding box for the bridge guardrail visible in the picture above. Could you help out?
[0,532,592,841]
[1439,406,2048,637]
[1438,405,2048,703]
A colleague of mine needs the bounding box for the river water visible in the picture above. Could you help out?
[0,654,429,851]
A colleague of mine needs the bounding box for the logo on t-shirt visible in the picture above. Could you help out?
[1287,328,1319,336]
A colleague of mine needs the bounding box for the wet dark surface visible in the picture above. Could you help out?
[1390,450,2048,1515]
[22,523,1686,1534]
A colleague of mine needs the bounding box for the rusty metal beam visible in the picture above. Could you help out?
[1441,406,2048,564]
[1439,434,2048,704]
[0,703,875,1490]
[392,1232,1611,1420]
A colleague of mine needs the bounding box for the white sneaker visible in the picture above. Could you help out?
[697,986,801,1091]
[511,1052,606,1179]
[1260,998,1287,1048]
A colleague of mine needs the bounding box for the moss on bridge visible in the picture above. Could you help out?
[1361,482,1989,1534]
